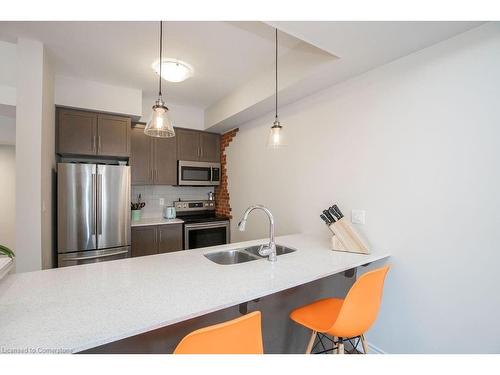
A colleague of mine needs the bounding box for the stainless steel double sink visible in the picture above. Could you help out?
[204,245,296,265]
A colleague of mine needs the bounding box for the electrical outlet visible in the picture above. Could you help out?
[159,198,165,206]
[351,209,366,225]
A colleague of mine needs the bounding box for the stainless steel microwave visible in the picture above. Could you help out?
[178,160,221,186]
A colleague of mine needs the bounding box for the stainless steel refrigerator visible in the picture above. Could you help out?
[57,163,131,267]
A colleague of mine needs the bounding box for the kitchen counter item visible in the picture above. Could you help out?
[320,204,369,254]
[131,209,142,221]
[131,217,184,227]
[163,206,176,219]
[0,233,389,353]
[178,160,220,186]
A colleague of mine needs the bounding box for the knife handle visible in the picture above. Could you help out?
[328,206,341,220]
[332,204,344,219]
[323,210,336,223]
[320,214,330,225]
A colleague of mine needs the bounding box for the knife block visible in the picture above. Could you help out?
[329,218,370,254]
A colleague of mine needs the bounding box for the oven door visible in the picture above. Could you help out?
[184,221,230,250]
[178,161,220,186]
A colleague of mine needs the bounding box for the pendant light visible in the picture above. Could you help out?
[267,28,286,148]
[144,21,175,138]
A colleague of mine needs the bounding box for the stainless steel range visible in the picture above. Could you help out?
[175,200,230,250]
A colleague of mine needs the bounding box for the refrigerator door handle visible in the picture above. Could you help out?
[68,249,129,261]
[91,173,96,236]
[97,173,103,235]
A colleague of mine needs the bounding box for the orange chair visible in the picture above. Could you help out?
[290,265,390,354]
[174,311,264,354]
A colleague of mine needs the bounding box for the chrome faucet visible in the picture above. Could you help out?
[238,205,277,262]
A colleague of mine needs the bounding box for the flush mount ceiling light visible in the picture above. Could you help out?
[267,28,287,149]
[152,58,194,83]
[144,21,175,138]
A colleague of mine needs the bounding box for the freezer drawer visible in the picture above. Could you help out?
[58,246,130,268]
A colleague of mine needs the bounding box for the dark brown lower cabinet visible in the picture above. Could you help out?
[158,224,183,254]
[131,224,183,258]
[131,226,158,258]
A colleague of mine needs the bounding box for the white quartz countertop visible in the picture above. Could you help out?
[0,234,389,353]
[130,217,184,227]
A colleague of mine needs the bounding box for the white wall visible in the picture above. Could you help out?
[140,94,204,130]
[15,38,55,272]
[0,145,15,251]
[41,50,55,270]
[55,75,142,117]
[0,115,15,145]
[227,23,500,353]
[16,38,43,272]
[0,86,16,107]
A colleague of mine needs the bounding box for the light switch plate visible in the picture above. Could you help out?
[159,198,165,206]
[351,209,366,225]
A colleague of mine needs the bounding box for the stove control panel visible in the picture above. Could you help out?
[175,200,215,212]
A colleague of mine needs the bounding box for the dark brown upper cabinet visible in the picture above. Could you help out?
[176,128,220,162]
[130,126,153,185]
[130,124,177,185]
[56,108,131,158]
[154,135,177,185]
[57,109,97,156]
[176,128,200,161]
[199,132,221,162]
[97,114,131,157]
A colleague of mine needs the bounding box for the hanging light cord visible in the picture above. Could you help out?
[158,21,163,98]
[275,28,278,121]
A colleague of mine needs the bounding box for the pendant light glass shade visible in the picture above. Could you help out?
[145,21,175,138]
[144,98,175,138]
[267,28,286,149]
[267,119,287,148]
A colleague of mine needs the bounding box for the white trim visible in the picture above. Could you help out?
[367,341,387,354]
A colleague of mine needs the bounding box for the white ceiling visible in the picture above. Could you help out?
[0,21,485,130]
[269,21,484,65]
[0,21,309,108]
[207,21,485,131]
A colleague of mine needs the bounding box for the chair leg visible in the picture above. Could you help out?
[360,334,369,354]
[332,336,338,354]
[337,338,344,354]
[305,330,317,354]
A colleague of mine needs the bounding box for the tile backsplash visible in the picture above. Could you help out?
[132,185,215,218]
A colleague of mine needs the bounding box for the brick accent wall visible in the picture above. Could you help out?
[215,128,239,218]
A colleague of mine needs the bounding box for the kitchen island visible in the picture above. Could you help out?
[0,234,389,354]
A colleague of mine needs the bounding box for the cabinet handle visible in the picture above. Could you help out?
[93,135,96,153]
[98,136,101,153]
